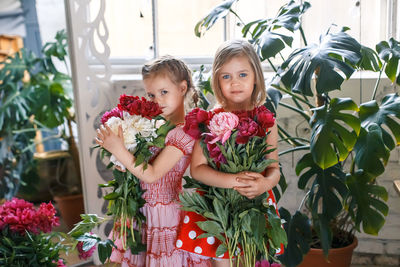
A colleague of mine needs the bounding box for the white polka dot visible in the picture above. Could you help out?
[207,236,215,245]
[183,215,190,224]
[189,230,197,239]
[276,248,281,254]
[218,253,224,258]
[176,239,183,248]
[194,246,202,254]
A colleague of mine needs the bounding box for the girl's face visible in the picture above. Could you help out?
[218,55,255,111]
[143,74,187,123]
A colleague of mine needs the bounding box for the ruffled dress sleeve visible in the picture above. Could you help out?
[165,126,195,155]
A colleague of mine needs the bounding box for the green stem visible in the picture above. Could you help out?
[279,102,310,121]
[272,84,315,108]
[229,9,246,26]
[267,58,278,72]
[279,52,286,62]
[277,124,304,146]
[278,145,310,156]
[299,25,308,46]
[371,62,385,100]
[278,137,310,144]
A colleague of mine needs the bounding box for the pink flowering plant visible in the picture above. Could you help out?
[0,198,96,266]
[180,106,287,267]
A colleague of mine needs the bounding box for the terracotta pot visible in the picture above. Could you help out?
[54,194,85,230]
[298,236,358,267]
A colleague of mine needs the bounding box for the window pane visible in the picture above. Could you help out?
[90,0,154,58]
[157,0,224,57]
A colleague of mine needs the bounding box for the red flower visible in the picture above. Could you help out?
[184,108,212,139]
[140,99,163,119]
[236,117,263,144]
[204,135,227,166]
[118,94,162,119]
[256,106,275,130]
[101,107,123,124]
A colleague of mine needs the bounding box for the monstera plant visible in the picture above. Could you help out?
[193,1,400,266]
[0,30,80,200]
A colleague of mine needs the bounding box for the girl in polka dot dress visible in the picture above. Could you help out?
[176,40,284,266]
[97,56,210,267]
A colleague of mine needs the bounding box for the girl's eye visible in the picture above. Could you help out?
[239,73,248,78]
[161,90,168,95]
[147,93,155,99]
[222,74,230,79]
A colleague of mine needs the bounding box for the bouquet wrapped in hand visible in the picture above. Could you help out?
[70,94,174,262]
[180,106,287,267]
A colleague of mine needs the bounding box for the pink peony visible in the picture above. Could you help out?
[208,112,239,144]
[255,260,281,267]
[101,107,123,124]
[77,240,96,260]
[55,259,67,267]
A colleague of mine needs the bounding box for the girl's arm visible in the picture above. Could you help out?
[190,139,250,188]
[96,125,184,184]
[234,122,280,199]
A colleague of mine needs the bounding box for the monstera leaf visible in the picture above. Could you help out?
[346,170,389,235]
[278,208,311,267]
[296,153,348,221]
[376,38,400,84]
[353,124,390,176]
[359,93,400,150]
[281,31,361,96]
[358,45,382,72]
[310,98,360,169]
[242,1,310,59]
[296,153,348,254]
[194,0,238,37]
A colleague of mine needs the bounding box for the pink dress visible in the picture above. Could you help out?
[109,126,211,267]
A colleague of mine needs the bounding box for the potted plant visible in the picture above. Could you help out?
[192,1,400,266]
[0,30,84,229]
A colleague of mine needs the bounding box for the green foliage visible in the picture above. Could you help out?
[0,29,73,200]
[0,227,66,266]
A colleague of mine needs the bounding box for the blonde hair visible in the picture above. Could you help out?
[211,39,266,107]
[142,55,198,108]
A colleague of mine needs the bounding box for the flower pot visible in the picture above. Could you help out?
[54,193,85,230]
[298,236,358,267]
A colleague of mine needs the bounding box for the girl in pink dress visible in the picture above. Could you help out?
[176,40,284,266]
[96,56,210,267]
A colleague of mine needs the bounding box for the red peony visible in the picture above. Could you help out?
[140,98,163,119]
[256,105,275,130]
[118,94,141,114]
[204,135,227,166]
[236,117,264,144]
[101,107,123,124]
[184,108,212,139]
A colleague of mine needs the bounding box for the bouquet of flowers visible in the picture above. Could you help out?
[180,106,287,267]
[0,198,96,266]
[70,94,174,261]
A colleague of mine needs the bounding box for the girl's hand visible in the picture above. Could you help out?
[233,172,271,199]
[95,124,125,155]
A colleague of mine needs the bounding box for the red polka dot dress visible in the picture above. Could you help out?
[108,126,211,267]
[176,189,284,259]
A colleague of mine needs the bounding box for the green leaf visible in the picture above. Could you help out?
[376,38,400,84]
[357,45,382,71]
[281,31,361,96]
[194,0,239,37]
[216,243,228,257]
[196,221,224,236]
[98,239,115,264]
[310,98,360,169]
[353,124,390,176]
[103,192,120,200]
[277,208,311,267]
[359,93,400,149]
[346,170,388,235]
[296,153,348,222]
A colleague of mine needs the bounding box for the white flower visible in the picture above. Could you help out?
[105,117,123,135]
